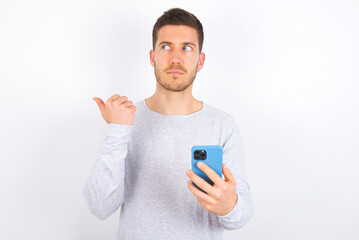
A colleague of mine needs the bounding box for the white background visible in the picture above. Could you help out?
[0,0,358,239]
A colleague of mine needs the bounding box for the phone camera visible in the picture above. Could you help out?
[194,150,207,160]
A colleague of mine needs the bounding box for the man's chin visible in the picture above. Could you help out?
[158,81,190,92]
[167,74,184,80]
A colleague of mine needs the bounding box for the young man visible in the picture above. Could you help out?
[83,8,253,240]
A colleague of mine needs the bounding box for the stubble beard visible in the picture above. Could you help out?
[154,61,199,92]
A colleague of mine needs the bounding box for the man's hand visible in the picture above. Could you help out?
[93,94,136,125]
[185,162,238,216]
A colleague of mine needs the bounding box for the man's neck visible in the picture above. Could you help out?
[145,92,203,116]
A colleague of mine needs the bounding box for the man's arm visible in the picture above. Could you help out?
[82,123,132,220]
[83,94,136,220]
[186,114,254,229]
[217,116,254,230]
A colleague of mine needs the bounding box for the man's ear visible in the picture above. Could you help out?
[197,52,206,72]
[150,49,155,67]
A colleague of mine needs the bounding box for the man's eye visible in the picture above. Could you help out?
[183,46,192,51]
[161,45,170,50]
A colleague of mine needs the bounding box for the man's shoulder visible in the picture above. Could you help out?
[204,102,236,124]
[134,99,145,110]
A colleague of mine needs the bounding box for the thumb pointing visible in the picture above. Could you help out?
[93,97,105,114]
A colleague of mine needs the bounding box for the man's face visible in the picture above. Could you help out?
[150,25,205,92]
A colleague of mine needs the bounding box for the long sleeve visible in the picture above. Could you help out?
[217,116,254,230]
[82,123,133,220]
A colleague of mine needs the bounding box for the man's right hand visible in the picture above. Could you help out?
[93,94,136,125]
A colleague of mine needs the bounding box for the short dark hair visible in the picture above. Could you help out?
[152,8,204,53]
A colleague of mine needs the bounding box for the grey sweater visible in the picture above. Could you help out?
[83,99,254,240]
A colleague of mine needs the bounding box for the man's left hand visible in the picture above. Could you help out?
[185,162,238,216]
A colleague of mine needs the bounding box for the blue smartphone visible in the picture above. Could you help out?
[191,145,223,194]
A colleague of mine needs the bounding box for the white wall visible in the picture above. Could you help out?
[0,0,358,239]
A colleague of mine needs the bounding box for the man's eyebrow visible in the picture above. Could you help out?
[158,41,172,46]
[158,41,197,48]
[183,42,197,47]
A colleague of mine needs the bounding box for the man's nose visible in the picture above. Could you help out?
[169,50,182,65]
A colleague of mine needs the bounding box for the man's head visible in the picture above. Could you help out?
[150,8,205,93]
[152,8,204,53]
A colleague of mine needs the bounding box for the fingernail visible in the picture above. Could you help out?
[197,162,203,167]
[186,169,190,175]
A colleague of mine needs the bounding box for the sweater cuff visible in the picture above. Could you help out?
[105,123,134,138]
[217,193,244,221]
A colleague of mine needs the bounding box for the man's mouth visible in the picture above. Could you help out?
[167,70,184,76]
